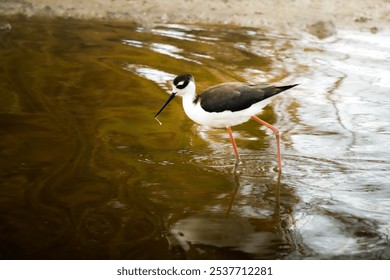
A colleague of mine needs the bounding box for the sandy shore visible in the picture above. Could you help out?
[1,0,389,35]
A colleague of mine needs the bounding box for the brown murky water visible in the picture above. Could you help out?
[0,17,389,259]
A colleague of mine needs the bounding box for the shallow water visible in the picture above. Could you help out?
[0,17,389,259]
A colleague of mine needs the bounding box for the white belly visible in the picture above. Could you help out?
[183,98,272,128]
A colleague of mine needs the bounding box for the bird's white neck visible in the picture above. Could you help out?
[181,87,200,124]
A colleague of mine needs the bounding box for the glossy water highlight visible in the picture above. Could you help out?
[0,17,389,259]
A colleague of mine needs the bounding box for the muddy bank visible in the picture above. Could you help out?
[1,0,389,35]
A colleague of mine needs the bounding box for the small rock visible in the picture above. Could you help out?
[306,20,336,39]
[355,16,371,23]
[370,26,379,34]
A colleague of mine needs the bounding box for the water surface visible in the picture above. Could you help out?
[0,17,389,259]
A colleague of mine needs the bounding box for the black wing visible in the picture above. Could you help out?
[197,82,297,113]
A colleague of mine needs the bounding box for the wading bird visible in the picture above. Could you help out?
[155,74,297,173]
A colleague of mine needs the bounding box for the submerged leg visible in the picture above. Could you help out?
[251,116,282,172]
[227,126,240,172]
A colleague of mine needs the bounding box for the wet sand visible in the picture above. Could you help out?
[1,0,389,35]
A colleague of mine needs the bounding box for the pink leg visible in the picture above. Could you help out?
[227,127,240,172]
[251,116,282,172]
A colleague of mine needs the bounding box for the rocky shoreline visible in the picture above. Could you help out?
[1,0,389,36]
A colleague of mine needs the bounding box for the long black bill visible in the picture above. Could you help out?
[154,92,176,124]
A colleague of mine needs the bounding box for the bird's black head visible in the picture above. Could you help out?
[173,74,193,90]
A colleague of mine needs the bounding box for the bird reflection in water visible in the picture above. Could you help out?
[167,172,283,259]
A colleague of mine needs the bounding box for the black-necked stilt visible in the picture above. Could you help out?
[155,74,298,172]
